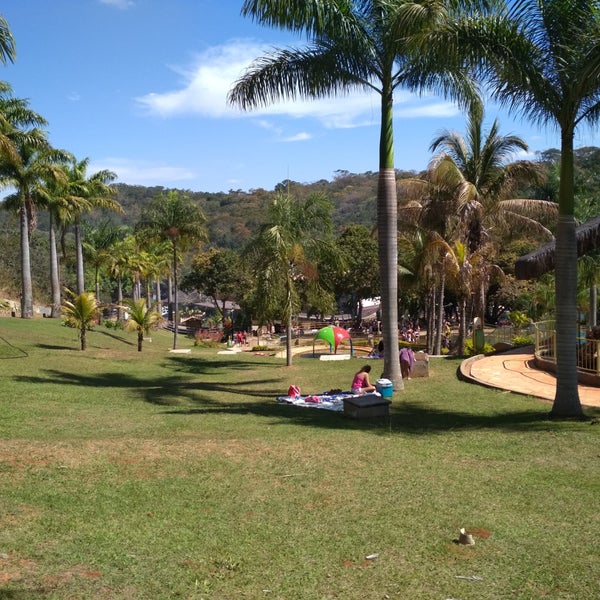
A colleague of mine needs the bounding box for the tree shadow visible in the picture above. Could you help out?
[35,343,74,351]
[12,356,599,434]
[0,335,28,358]
[95,329,137,346]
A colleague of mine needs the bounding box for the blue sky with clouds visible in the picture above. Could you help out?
[1,0,597,193]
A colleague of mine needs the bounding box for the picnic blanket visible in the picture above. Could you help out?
[277,391,363,412]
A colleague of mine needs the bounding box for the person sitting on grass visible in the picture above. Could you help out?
[351,364,376,395]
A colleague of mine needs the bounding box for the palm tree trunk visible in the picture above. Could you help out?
[138,330,143,352]
[285,278,293,366]
[117,274,123,322]
[80,325,86,351]
[168,274,174,321]
[95,267,101,305]
[20,205,34,319]
[172,241,179,350]
[75,220,85,294]
[427,286,435,354]
[377,83,402,389]
[590,285,597,327]
[434,269,445,355]
[155,279,162,314]
[551,133,583,418]
[553,215,583,417]
[457,297,467,356]
[49,212,61,318]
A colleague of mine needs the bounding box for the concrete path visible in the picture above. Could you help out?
[461,348,600,408]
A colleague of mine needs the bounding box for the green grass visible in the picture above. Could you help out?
[1,318,599,599]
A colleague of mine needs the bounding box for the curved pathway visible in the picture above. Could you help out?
[461,348,600,408]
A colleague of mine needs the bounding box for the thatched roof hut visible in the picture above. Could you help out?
[515,216,600,279]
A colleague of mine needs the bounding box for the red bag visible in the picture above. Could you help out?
[287,385,301,398]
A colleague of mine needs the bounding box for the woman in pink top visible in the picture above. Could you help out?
[351,365,376,394]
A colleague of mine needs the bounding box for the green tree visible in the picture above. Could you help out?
[0,88,70,318]
[83,220,127,305]
[122,298,161,352]
[0,15,15,65]
[332,225,380,324]
[229,0,480,386]
[58,158,121,295]
[62,291,98,351]
[455,0,600,418]
[244,191,337,366]
[182,248,248,330]
[136,190,207,349]
[107,233,135,322]
[429,101,553,253]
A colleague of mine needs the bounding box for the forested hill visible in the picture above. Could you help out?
[96,169,418,249]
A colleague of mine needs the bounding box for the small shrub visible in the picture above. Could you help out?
[512,335,533,347]
[252,345,269,352]
[464,339,495,356]
[194,339,220,348]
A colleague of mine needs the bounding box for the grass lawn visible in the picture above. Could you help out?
[1,317,599,599]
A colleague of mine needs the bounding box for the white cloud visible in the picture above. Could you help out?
[90,158,196,186]
[99,0,134,8]
[282,132,312,142]
[136,40,458,129]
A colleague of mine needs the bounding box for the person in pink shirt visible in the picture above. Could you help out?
[351,365,376,394]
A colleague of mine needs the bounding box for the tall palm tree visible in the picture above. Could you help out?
[107,233,135,322]
[429,100,554,253]
[34,177,72,317]
[58,157,120,295]
[122,298,161,352]
[229,0,482,386]
[423,102,553,336]
[244,191,338,366]
[0,15,16,65]
[83,220,127,305]
[0,89,70,318]
[136,190,207,349]
[62,291,98,351]
[453,0,600,418]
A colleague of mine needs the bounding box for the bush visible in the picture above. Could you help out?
[464,339,495,356]
[512,335,533,347]
[193,339,220,348]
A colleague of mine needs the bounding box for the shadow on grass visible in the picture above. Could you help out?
[0,335,28,358]
[0,590,49,599]
[95,329,137,346]
[12,354,599,434]
[35,343,74,351]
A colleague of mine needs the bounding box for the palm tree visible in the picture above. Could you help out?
[428,101,554,253]
[244,191,338,366]
[136,190,207,349]
[0,89,70,318]
[423,102,553,337]
[107,233,136,322]
[58,157,120,295]
[122,298,162,352]
[62,291,98,351]
[0,15,15,65]
[229,0,482,386]
[83,220,127,305]
[454,0,600,418]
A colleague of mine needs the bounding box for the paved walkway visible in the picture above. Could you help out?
[462,348,600,408]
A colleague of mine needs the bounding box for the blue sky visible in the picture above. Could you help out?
[1,0,598,193]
